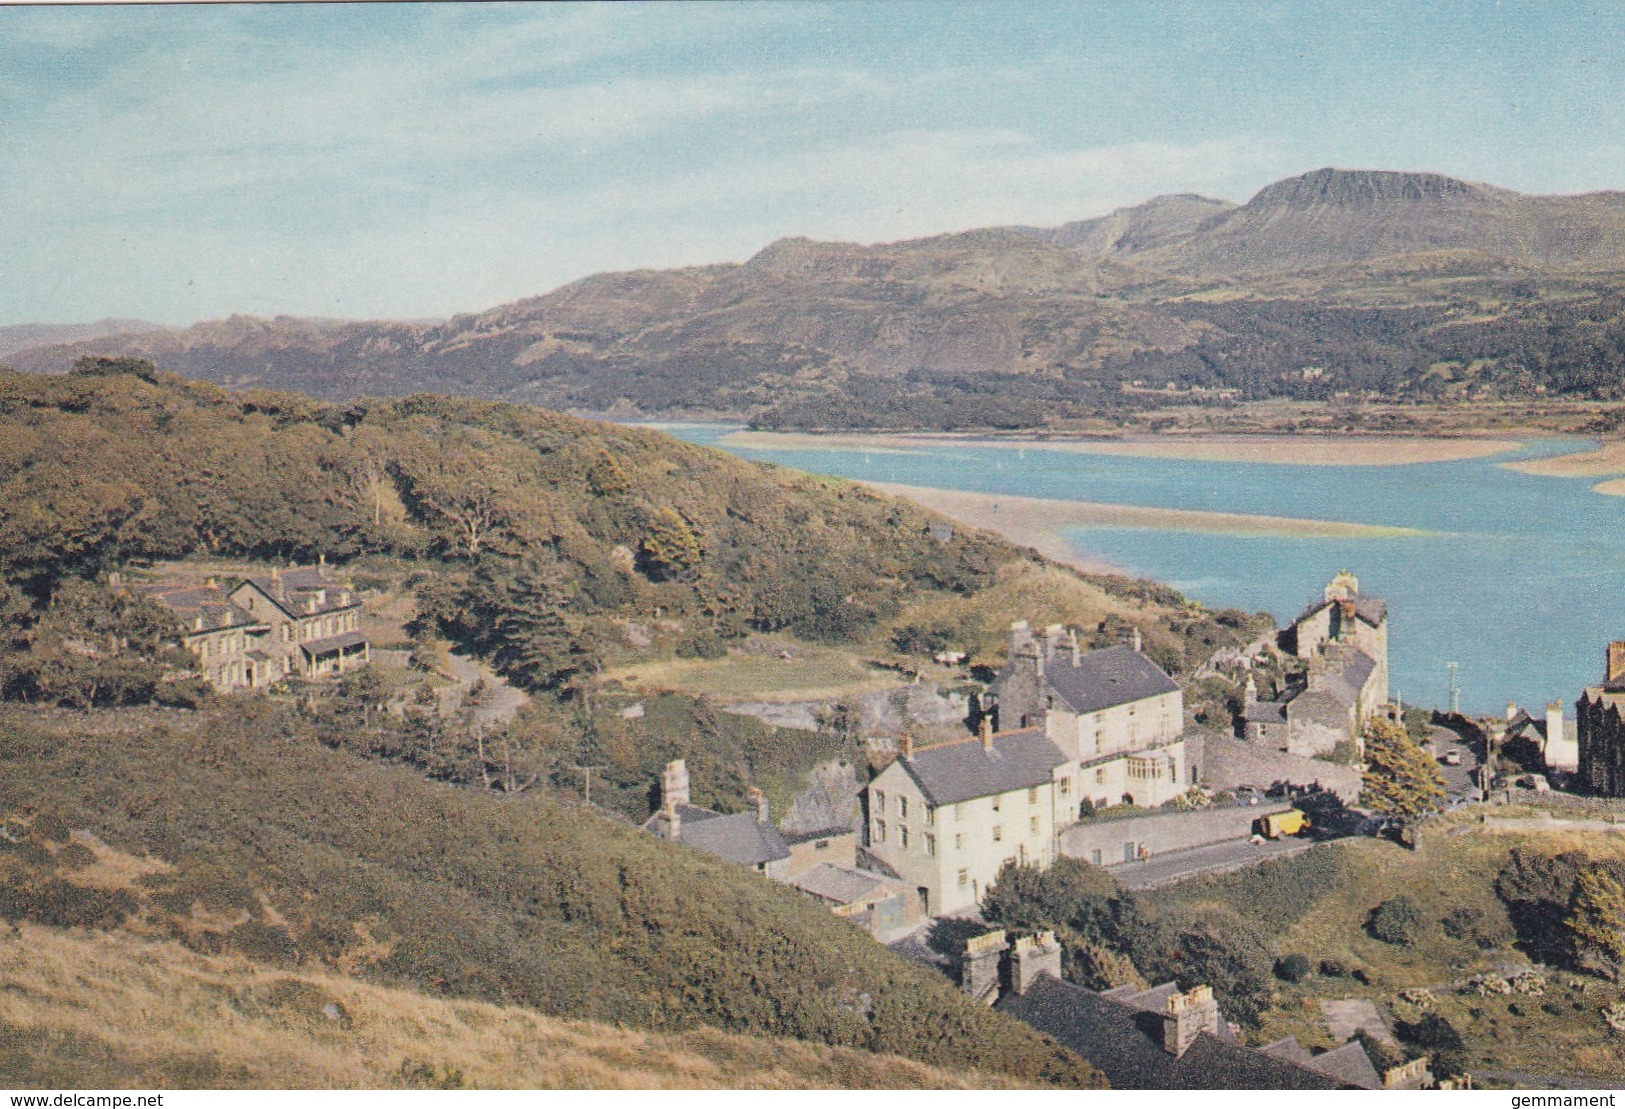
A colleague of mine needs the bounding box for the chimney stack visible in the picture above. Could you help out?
[1011,931,1062,995]
[899,731,914,760]
[979,716,994,750]
[1070,628,1081,667]
[1244,675,1258,706]
[1546,699,1579,774]
[661,759,690,817]
[1131,627,1143,653]
[748,786,769,824]
[1162,985,1220,1058]
[959,930,1009,1005]
[1507,701,1520,722]
[668,804,681,842]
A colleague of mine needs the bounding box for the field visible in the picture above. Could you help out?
[602,642,908,704]
[1149,811,1625,1084]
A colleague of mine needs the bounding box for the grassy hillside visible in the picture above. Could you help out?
[1146,812,1625,1082]
[0,703,1099,1087]
[0,924,1013,1089]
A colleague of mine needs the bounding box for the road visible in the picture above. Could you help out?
[1429,723,1482,798]
[441,650,530,725]
[1107,834,1319,890]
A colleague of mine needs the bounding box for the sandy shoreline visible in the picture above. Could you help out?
[724,429,1521,466]
[1502,440,1625,478]
[865,482,1427,575]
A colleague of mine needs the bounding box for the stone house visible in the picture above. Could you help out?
[1577,641,1625,796]
[144,561,370,693]
[228,563,369,683]
[145,581,265,692]
[1244,572,1388,757]
[641,760,793,878]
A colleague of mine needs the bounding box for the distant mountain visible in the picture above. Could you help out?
[0,317,160,358]
[9,169,1625,427]
[1134,168,1625,275]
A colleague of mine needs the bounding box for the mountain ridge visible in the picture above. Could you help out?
[9,167,1625,427]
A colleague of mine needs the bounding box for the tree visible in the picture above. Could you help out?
[638,507,702,582]
[1361,717,1446,822]
[1569,864,1625,981]
[1367,896,1423,946]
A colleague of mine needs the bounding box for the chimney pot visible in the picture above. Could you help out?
[979,717,993,750]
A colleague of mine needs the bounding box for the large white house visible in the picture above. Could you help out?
[866,627,1196,915]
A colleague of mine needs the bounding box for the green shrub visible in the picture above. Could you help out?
[1368,896,1423,945]
[1274,953,1311,982]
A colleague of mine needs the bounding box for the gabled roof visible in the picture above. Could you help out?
[1354,597,1387,626]
[1243,700,1289,724]
[642,804,790,868]
[233,567,361,620]
[1041,645,1181,715]
[996,975,1346,1090]
[144,584,262,634]
[894,728,1069,806]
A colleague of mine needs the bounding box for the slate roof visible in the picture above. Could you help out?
[299,630,370,657]
[1354,597,1387,626]
[1243,700,1289,724]
[1288,689,1352,729]
[996,975,1348,1090]
[896,728,1069,806]
[1261,1038,1381,1089]
[1042,645,1181,714]
[791,863,896,906]
[145,585,262,634]
[237,567,361,619]
[642,804,791,868]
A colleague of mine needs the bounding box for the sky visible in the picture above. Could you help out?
[2,1,1623,326]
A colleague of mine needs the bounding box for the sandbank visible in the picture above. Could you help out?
[1504,440,1625,479]
[724,430,1520,466]
[864,483,1426,575]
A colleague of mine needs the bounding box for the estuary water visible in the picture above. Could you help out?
[658,424,1623,716]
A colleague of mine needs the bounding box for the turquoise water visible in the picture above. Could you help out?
[656,425,1624,716]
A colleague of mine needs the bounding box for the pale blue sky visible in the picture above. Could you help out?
[2,2,1622,325]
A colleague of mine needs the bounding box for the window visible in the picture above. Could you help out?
[1028,787,1039,805]
[954,833,964,850]
[957,869,969,888]
[875,791,886,813]
[992,825,1003,843]
[1096,768,1106,785]
[875,821,887,844]
[1030,816,1040,834]
[1059,776,1071,797]
[991,796,1001,813]
[899,797,909,819]
[1090,849,1103,865]
[900,827,909,849]
[954,803,963,822]
[814,839,830,851]
[925,834,936,857]
[925,806,935,827]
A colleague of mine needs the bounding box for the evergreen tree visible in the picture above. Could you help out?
[1361,717,1446,821]
[639,507,702,582]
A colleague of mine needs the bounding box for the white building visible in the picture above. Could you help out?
[867,632,1197,916]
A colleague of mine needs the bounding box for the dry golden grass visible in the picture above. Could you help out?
[0,924,1013,1089]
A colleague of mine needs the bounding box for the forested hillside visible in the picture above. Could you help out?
[10,169,1625,429]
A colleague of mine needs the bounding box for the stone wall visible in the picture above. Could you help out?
[1203,732,1362,803]
[1059,803,1293,865]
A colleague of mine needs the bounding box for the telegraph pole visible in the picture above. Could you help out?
[1447,662,1460,717]
[572,764,606,807]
